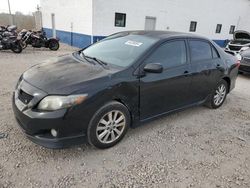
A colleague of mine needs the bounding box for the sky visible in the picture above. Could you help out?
[0,0,40,15]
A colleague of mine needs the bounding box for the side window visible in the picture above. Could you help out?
[215,24,222,34]
[229,25,235,34]
[145,40,187,69]
[189,21,197,32]
[115,13,126,27]
[212,46,220,58]
[189,40,212,61]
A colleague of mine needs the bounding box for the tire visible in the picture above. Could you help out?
[11,43,22,53]
[48,40,59,51]
[206,80,228,109]
[87,101,130,149]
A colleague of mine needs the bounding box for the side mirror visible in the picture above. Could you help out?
[144,63,163,73]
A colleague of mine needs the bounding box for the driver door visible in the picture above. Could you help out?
[139,39,192,120]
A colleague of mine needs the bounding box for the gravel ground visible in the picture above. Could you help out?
[0,44,250,188]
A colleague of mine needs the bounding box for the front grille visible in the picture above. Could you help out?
[240,65,250,72]
[228,45,242,51]
[18,89,33,104]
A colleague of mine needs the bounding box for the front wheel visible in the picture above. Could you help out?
[206,80,228,109]
[87,101,130,149]
[11,42,23,53]
[48,40,59,51]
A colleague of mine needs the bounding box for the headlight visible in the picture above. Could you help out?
[236,53,242,61]
[15,75,23,89]
[37,94,88,111]
[240,46,249,52]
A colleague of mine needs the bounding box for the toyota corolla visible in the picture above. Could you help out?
[12,31,239,149]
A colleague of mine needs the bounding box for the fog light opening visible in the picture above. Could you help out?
[51,129,58,137]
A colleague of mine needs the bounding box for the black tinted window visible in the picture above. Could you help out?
[190,21,197,32]
[115,13,126,27]
[189,40,212,61]
[216,24,222,34]
[229,25,235,34]
[146,40,187,69]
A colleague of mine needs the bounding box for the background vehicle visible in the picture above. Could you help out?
[0,25,18,36]
[225,30,250,55]
[0,27,22,53]
[13,31,239,149]
[19,29,60,50]
[238,49,250,74]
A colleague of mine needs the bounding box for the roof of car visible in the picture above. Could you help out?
[117,30,209,40]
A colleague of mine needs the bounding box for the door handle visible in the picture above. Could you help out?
[183,70,189,77]
[216,64,224,71]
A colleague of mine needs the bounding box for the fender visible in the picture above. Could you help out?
[45,38,60,47]
[48,38,60,42]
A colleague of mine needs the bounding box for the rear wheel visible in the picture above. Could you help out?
[87,101,130,149]
[206,80,228,109]
[48,40,59,51]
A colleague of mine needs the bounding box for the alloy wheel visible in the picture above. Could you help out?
[96,110,126,144]
[214,84,226,106]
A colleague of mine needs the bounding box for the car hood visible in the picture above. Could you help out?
[23,54,117,94]
[234,30,250,40]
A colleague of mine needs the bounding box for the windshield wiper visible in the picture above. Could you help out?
[80,52,108,67]
[92,57,108,66]
[79,52,96,65]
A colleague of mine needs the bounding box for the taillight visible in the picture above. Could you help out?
[236,60,241,68]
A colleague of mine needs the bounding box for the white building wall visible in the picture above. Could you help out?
[93,0,250,40]
[40,0,250,47]
[41,0,93,35]
[237,10,250,32]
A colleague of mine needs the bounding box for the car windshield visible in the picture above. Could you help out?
[81,33,158,67]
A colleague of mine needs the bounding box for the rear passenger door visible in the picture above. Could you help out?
[188,39,224,103]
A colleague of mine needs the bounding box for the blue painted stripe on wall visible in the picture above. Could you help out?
[43,28,92,48]
[93,36,106,43]
[213,40,230,47]
[43,28,229,48]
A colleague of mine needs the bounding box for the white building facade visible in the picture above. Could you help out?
[41,0,250,48]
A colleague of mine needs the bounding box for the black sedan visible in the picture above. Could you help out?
[12,31,239,149]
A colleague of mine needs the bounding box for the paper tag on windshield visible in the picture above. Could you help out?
[125,40,143,47]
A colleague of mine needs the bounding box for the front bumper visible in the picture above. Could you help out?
[13,99,86,149]
[239,58,250,73]
[27,134,86,149]
[12,80,87,149]
[239,64,250,73]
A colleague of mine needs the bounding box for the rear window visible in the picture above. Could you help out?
[189,40,212,61]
